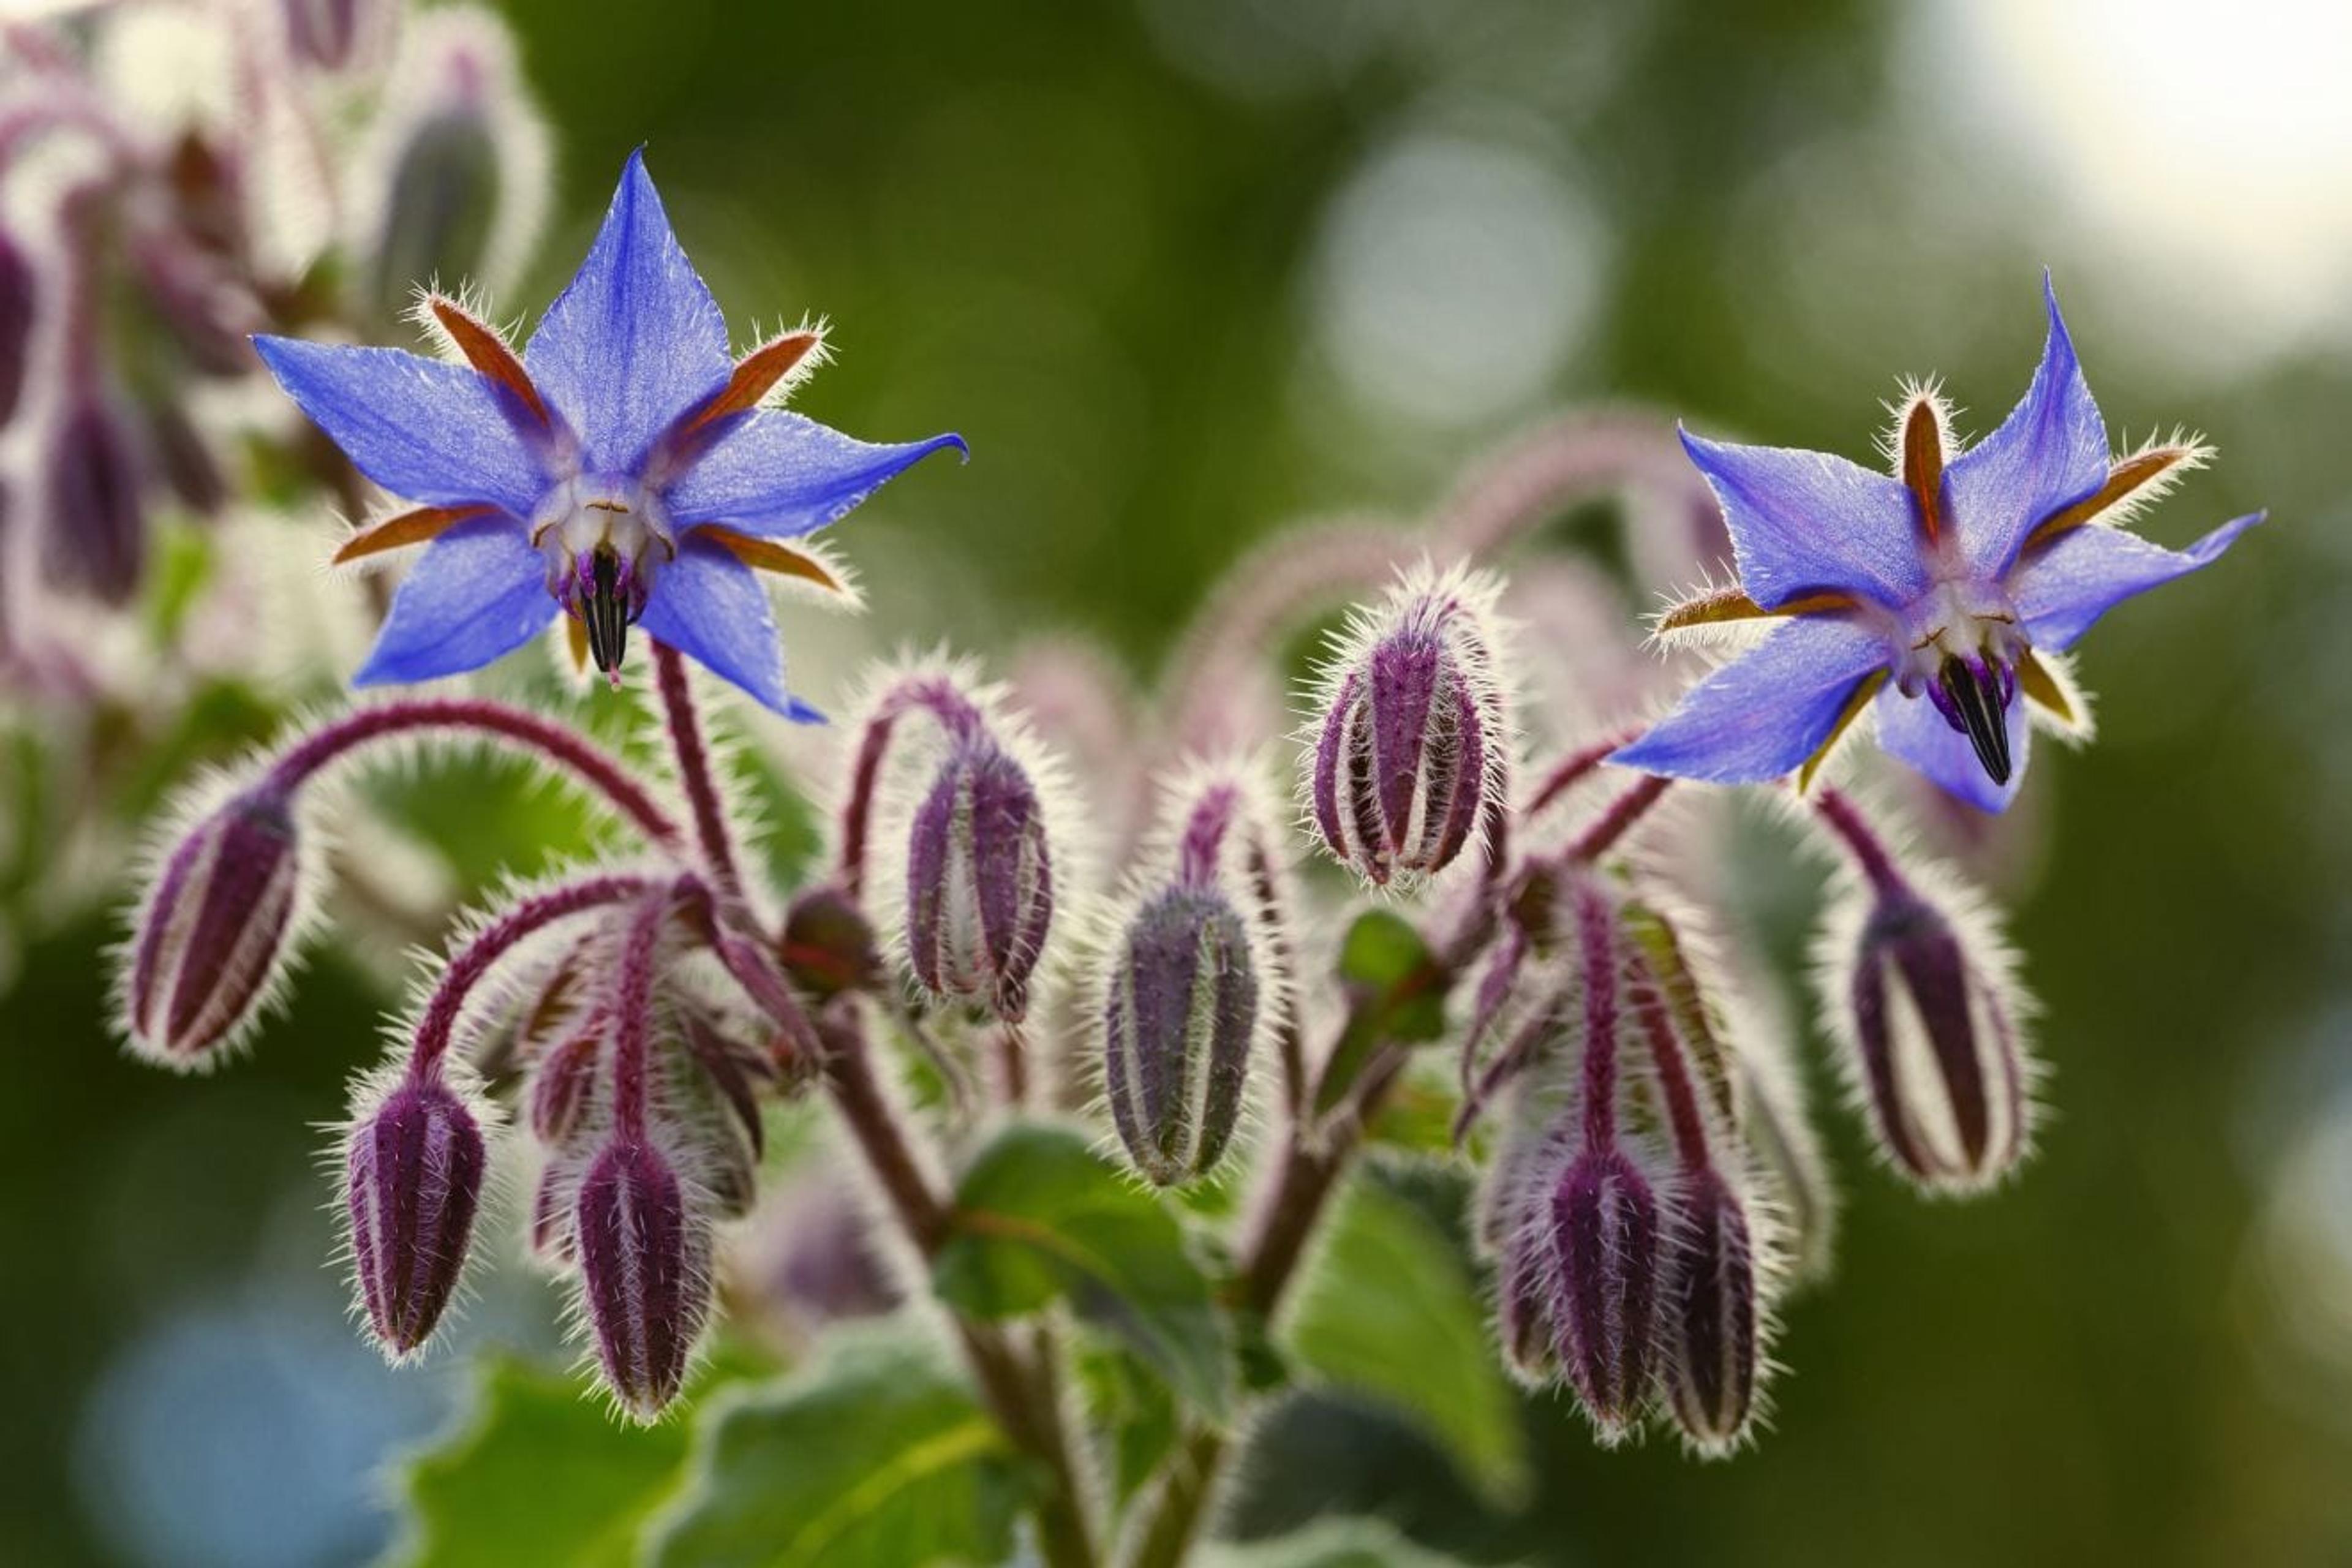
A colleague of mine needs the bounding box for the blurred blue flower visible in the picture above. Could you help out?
[1615,277,2259,811]
[255,150,965,716]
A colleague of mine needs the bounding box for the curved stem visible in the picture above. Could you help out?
[1566,774,1672,864]
[1430,407,1707,562]
[1523,729,1642,821]
[1811,785,1909,898]
[266,698,682,850]
[652,644,742,900]
[835,674,984,898]
[406,873,657,1080]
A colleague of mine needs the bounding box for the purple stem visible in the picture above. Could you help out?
[836,675,984,899]
[1523,729,1642,821]
[1572,878,1622,1152]
[1566,774,1672,865]
[406,873,658,1081]
[266,698,682,850]
[1174,783,1238,889]
[1811,785,1909,899]
[652,643,742,901]
[1627,950,1713,1172]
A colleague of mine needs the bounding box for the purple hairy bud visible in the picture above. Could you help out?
[44,397,146,605]
[1548,1147,1663,1441]
[1103,886,1260,1185]
[576,1137,710,1421]
[1306,564,1507,889]
[343,1073,489,1358]
[1495,1212,1562,1387]
[1661,1168,1762,1455]
[1841,887,2032,1194]
[123,784,307,1068]
[906,739,1054,1021]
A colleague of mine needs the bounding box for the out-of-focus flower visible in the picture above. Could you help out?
[1615,278,2259,812]
[254,152,965,713]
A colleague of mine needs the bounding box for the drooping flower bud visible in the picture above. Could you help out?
[1306,564,1507,889]
[1494,1204,1562,1388]
[1103,887,1260,1185]
[1838,886,2032,1193]
[123,783,307,1068]
[576,1136,710,1420]
[342,1072,489,1359]
[43,396,146,605]
[1660,1168,1762,1455]
[1548,1147,1663,1441]
[906,739,1054,1021]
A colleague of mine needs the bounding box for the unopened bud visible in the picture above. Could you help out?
[123,784,306,1068]
[780,884,881,999]
[1103,886,1259,1185]
[1494,1213,1561,1388]
[1548,1147,1663,1441]
[576,1137,710,1420]
[907,739,1054,1021]
[1661,1169,1762,1454]
[1842,888,2032,1193]
[1307,565,1506,889]
[44,398,146,605]
[342,1072,489,1358]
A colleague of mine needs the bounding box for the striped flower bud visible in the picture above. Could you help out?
[529,1030,603,1146]
[1660,1168,1762,1455]
[906,739,1054,1021]
[1840,887,2032,1193]
[123,784,307,1068]
[576,1136,710,1421]
[1548,1147,1663,1441]
[1103,886,1259,1185]
[342,1072,489,1359]
[1306,565,1507,889]
[781,884,881,999]
[1494,1203,1562,1388]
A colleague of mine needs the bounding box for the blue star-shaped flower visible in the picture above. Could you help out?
[254,151,964,718]
[1613,279,2260,812]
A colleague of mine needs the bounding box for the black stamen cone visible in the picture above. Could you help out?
[584,547,630,674]
[1937,655,2011,785]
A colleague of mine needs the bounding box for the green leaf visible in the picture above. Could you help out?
[1283,1174,1529,1507]
[1202,1518,1479,1568]
[932,1121,1231,1417]
[391,1357,696,1568]
[1074,1344,1179,1508]
[1315,911,1450,1117]
[647,1325,1027,1568]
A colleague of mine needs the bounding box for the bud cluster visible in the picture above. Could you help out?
[0,2,546,642]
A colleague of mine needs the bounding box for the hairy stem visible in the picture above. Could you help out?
[652,643,742,901]
[1566,773,1673,864]
[1811,785,1909,898]
[266,697,682,850]
[406,873,658,1080]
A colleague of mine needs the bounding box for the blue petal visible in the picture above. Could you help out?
[668,412,968,538]
[253,337,546,516]
[353,514,554,685]
[1680,430,1927,611]
[637,535,795,714]
[1948,276,2111,578]
[522,150,731,472]
[1610,619,1887,783]
[2010,511,2261,652]
[1874,683,2030,813]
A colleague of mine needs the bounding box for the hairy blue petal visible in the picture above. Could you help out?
[353,514,554,685]
[2010,511,2261,652]
[638,535,797,715]
[1680,431,1927,611]
[523,149,731,471]
[1611,619,1887,783]
[668,412,967,538]
[253,337,546,515]
[1950,277,2111,577]
[1875,684,2030,813]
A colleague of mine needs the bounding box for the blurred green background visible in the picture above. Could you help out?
[8,0,2351,1562]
